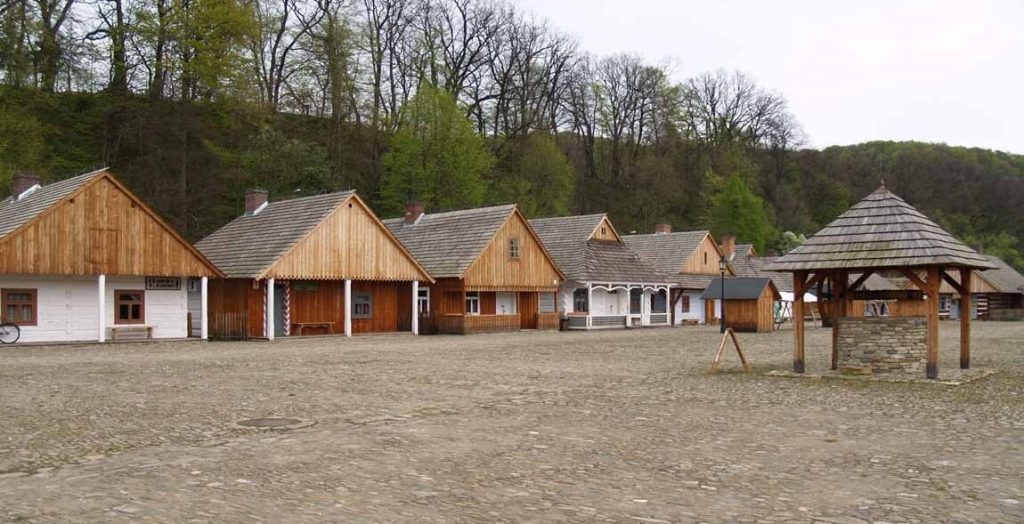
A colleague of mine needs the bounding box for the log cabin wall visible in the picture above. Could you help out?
[0,174,217,277]
[462,212,561,292]
[681,234,724,275]
[267,196,428,282]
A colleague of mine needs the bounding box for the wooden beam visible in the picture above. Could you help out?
[831,270,847,371]
[793,270,806,373]
[804,271,826,293]
[941,270,963,295]
[849,290,925,301]
[960,268,972,369]
[926,266,941,379]
[899,268,929,293]
[847,270,875,292]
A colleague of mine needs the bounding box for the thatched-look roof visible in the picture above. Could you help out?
[768,186,995,272]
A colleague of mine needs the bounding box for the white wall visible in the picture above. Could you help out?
[674,291,712,324]
[590,288,627,316]
[1,274,188,343]
[496,292,517,315]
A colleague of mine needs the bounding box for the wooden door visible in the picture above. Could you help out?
[519,292,538,329]
[705,299,716,324]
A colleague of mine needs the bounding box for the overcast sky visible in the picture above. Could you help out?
[515,0,1023,153]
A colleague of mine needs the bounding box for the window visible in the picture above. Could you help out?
[115,290,145,324]
[353,293,372,318]
[704,252,708,265]
[629,288,642,315]
[601,226,607,236]
[417,287,430,315]
[573,289,589,313]
[509,238,520,260]
[539,292,556,314]
[650,290,667,314]
[2,289,37,326]
[466,292,480,315]
[680,294,691,313]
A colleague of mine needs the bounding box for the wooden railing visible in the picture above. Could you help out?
[437,314,520,334]
[210,312,249,340]
[537,313,560,330]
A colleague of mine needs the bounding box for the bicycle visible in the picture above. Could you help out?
[0,321,21,344]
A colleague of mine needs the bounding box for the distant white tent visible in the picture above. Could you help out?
[779,291,817,303]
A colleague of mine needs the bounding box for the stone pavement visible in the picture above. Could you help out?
[0,323,1021,523]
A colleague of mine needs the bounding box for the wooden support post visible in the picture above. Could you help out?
[411,280,419,335]
[793,270,806,373]
[200,276,209,340]
[926,266,941,379]
[960,268,971,369]
[344,279,352,337]
[97,274,106,342]
[831,270,846,371]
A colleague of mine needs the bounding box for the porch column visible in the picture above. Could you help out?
[97,274,106,342]
[960,268,971,369]
[344,279,352,337]
[411,281,419,335]
[586,283,593,328]
[926,266,941,379]
[266,278,275,341]
[793,271,806,373]
[200,276,209,340]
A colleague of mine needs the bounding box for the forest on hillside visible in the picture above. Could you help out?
[1,0,1022,268]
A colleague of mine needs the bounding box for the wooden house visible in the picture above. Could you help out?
[385,203,564,334]
[702,277,781,332]
[623,226,733,326]
[529,214,672,329]
[0,170,222,343]
[196,190,432,339]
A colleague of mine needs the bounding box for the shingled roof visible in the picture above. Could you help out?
[768,186,996,272]
[702,277,780,300]
[197,191,355,278]
[981,255,1024,294]
[384,204,518,278]
[623,230,724,289]
[529,214,667,284]
[0,169,103,239]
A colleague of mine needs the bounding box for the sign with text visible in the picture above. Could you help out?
[145,277,182,290]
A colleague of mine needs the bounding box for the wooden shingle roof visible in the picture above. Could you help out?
[383,205,517,279]
[197,191,355,278]
[0,169,103,239]
[768,186,995,272]
[702,277,780,300]
[980,255,1024,294]
[622,230,709,275]
[529,214,667,284]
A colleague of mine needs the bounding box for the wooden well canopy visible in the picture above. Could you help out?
[767,184,996,379]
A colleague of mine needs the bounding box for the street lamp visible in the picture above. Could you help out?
[719,254,728,333]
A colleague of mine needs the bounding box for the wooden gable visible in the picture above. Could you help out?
[462,209,563,291]
[682,233,726,274]
[588,216,623,243]
[266,193,431,282]
[0,172,220,277]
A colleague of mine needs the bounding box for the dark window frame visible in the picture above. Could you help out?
[2,288,38,326]
[509,237,521,260]
[353,293,373,319]
[573,289,589,313]
[115,290,145,325]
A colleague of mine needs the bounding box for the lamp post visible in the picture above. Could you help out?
[719,254,728,334]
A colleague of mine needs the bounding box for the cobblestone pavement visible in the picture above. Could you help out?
[0,323,1021,523]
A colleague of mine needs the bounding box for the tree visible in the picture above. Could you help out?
[379,84,492,215]
[490,131,573,217]
[709,174,771,253]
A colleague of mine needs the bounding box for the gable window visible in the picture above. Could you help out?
[353,293,372,318]
[573,289,589,313]
[115,290,145,324]
[417,287,430,315]
[601,226,607,236]
[2,289,37,326]
[466,292,480,315]
[509,238,520,260]
[704,252,708,265]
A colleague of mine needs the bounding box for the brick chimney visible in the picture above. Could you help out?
[11,171,41,200]
[245,189,269,215]
[654,223,672,235]
[722,235,736,260]
[404,201,424,225]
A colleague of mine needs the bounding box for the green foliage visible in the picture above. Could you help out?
[489,132,574,217]
[770,231,807,255]
[0,101,45,189]
[379,85,493,215]
[709,175,771,253]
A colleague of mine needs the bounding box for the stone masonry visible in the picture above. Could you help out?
[837,316,927,374]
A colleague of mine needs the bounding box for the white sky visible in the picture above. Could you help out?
[515,0,1024,153]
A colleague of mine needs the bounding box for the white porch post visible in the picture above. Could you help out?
[266,278,275,340]
[344,279,352,337]
[586,283,593,328]
[411,281,419,335]
[97,274,106,342]
[200,276,209,340]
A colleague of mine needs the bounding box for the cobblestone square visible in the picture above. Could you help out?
[0,323,1021,523]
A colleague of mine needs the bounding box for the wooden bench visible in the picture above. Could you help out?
[110,325,154,341]
[292,322,335,336]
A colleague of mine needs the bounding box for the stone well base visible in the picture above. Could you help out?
[837,316,927,374]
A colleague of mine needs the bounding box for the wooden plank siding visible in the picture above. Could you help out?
[208,278,264,339]
[0,174,218,277]
[682,233,724,275]
[723,286,776,333]
[462,211,561,292]
[589,217,622,242]
[266,196,429,282]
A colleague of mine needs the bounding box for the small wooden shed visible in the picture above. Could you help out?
[702,277,781,333]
